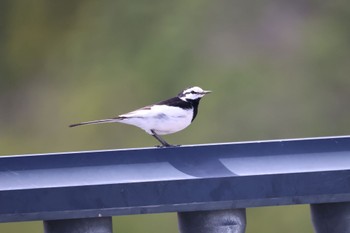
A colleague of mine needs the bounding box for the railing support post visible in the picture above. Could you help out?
[311,202,350,233]
[177,209,246,233]
[43,217,112,233]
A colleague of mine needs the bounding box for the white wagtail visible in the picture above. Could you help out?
[69,86,211,147]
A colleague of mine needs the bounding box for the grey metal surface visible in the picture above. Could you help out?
[1,135,350,222]
[44,217,112,233]
[311,202,350,233]
[178,209,246,233]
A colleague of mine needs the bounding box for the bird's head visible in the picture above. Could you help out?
[178,86,211,102]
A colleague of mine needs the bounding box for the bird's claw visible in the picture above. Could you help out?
[156,144,181,148]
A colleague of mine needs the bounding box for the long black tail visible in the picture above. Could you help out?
[69,118,118,127]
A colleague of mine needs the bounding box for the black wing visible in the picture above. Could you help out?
[156,97,193,109]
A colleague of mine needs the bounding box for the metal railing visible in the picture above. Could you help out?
[1,136,350,233]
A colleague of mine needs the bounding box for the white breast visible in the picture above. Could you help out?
[117,105,193,135]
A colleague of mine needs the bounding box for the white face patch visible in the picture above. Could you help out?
[180,86,207,101]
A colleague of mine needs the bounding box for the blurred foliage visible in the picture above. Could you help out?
[1,0,349,232]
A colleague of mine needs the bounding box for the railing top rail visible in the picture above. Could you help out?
[1,135,350,222]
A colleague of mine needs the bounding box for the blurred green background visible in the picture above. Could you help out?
[1,0,349,232]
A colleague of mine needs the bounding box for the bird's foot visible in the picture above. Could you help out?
[156,144,181,148]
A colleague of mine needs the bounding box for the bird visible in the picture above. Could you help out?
[69,86,211,147]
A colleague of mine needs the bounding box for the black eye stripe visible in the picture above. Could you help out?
[185,91,198,94]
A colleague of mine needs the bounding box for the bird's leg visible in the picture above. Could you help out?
[151,130,172,147]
